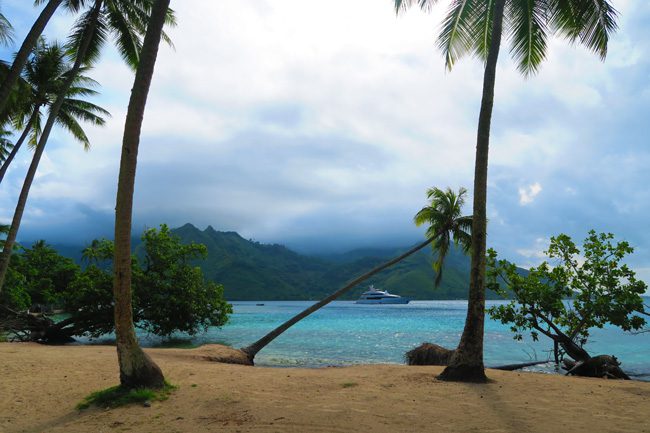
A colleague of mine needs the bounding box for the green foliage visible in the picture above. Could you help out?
[4,241,79,309]
[487,231,647,347]
[19,240,79,305]
[0,267,30,311]
[76,381,176,410]
[2,225,230,340]
[65,224,231,338]
[61,264,114,338]
[135,225,232,336]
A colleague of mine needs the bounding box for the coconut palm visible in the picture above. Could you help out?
[112,0,170,389]
[240,186,471,363]
[0,0,174,292]
[0,40,109,184]
[0,0,83,121]
[414,187,471,287]
[0,42,108,291]
[395,0,617,382]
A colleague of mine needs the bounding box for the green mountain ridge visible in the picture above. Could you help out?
[171,223,504,301]
[43,223,511,300]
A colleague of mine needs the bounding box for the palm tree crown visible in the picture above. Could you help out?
[414,186,472,286]
[18,40,109,149]
[0,39,109,184]
[395,0,617,75]
[67,0,175,70]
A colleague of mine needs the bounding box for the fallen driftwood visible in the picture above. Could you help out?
[0,305,75,343]
[490,360,551,371]
[563,355,631,380]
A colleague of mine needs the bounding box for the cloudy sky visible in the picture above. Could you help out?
[0,1,649,279]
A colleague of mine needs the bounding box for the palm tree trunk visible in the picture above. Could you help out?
[0,0,63,121]
[241,232,442,362]
[438,0,506,383]
[112,0,170,389]
[0,108,39,184]
[0,2,102,293]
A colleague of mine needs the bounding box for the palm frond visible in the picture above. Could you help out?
[470,0,495,62]
[61,98,110,124]
[28,110,43,149]
[105,0,143,70]
[414,186,472,288]
[0,11,13,46]
[575,0,617,59]
[67,6,109,66]
[0,129,13,163]
[54,109,91,149]
[507,0,549,76]
[394,0,440,14]
[438,0,481,70]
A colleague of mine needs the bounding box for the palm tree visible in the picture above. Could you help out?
[395,0,617,382]
[0,40,109,184]
[414,187,471,287]
[112,0,170,389]
[240,186,471,363]
[0,0,79,121]
[0,0,174,292]
[0,42,108,291]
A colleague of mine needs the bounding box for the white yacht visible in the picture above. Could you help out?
[355,285,410,304]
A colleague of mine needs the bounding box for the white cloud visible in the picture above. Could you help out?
[518,182,542,206]
[0,0,649,270]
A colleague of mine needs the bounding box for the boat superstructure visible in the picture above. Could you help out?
[355,285,410,304]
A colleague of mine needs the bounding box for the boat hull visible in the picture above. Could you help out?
[355,298,410,305]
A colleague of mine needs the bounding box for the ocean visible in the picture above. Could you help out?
[131,300,650,380]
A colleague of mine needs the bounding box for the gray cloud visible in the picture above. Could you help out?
[0,1,649,281]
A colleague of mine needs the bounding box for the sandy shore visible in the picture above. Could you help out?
[2,343,650,433]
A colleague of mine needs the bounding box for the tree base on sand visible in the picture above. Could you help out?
[438,364,488,383]
[118,347,165,390]
[203,347,253,366]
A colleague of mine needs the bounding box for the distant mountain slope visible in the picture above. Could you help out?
[171,224,506,301]
[42,223,512,300]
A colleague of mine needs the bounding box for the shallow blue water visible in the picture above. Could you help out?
[91,300,650,379]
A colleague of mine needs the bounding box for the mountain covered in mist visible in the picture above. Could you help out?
[169,223,504,301]
[46,223,509,300]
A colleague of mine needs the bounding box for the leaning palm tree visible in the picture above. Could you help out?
[112,0,170,389]
[395,0,617,382]
[0,0,174,292]
[414,187,471,287]
[240,186,471,363]
[0,40,109,184]
[0,45,108,291]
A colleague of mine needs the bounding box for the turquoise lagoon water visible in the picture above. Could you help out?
[121,300,650,379]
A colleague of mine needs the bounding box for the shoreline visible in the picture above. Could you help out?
[3,342,650,433]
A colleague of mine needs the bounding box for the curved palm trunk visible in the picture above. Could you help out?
[112,0,170,389]
[0,108,39,184]
[438,0,506,383]
[0,3,102,293]
[0,0,63,121]
[242,232,442,362]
